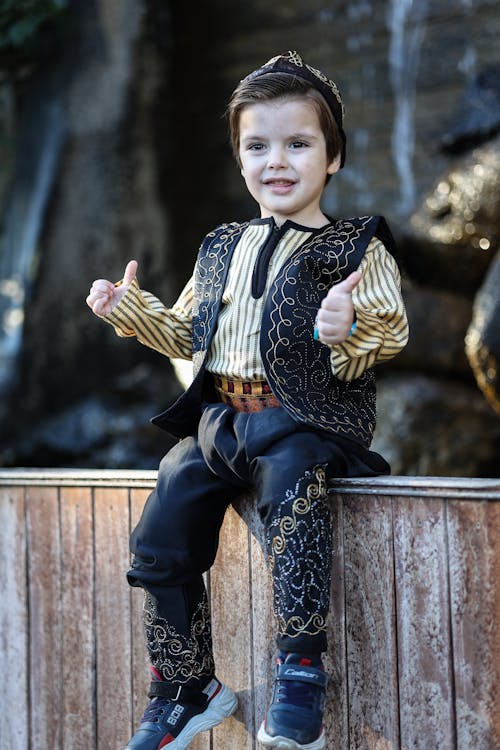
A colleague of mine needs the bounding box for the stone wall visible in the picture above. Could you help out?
[0,0,499,473]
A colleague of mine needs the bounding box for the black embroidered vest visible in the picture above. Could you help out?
[151,215,397,447]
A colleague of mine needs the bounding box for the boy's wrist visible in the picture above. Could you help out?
[313,309,357,342]
[349,309,357,337]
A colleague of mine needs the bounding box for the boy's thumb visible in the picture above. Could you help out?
[339,270,362,293]
[123,260,138,286]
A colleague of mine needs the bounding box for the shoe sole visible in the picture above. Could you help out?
[165,684,238,749]
[257,721,325,750]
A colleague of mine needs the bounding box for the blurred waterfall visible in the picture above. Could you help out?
[0,92,66,392]
[387,0,428,215]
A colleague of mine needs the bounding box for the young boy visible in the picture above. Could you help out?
[87,51,408,750]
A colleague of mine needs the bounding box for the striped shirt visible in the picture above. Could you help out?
[105,223,408,382]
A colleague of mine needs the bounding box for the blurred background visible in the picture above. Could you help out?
[0,0,499,475]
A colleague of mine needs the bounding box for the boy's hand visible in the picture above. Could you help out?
[315,271,361,345]
[86,260,138,316]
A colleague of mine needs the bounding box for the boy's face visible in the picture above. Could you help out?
[238,97,340,228]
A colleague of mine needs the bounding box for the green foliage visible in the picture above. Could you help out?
[0,0,67,72]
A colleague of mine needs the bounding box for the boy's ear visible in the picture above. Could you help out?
[327,153,342,175]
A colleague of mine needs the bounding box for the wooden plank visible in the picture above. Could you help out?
[324,494,349,750]
[393,497,455,750]
[239,493,275,743]
[130,488,151,729]
[1,470,499,498]
[1,471,499,750]
[94,487,132,749]
[211,503,254,749]
[60,486,96,750]
[26,486,62,750]
[0,486,29,750]
[343,494,399,750]
[447,499,500,749]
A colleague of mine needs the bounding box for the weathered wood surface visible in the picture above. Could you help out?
[344,494,400,750]
[0,471,499,750]
[60,486,95,750]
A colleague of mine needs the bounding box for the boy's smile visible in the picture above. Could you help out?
[239,97,340,228]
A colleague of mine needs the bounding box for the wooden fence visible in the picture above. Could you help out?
[0,470,499,750]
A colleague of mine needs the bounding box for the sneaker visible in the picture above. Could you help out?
[257,653,327,750]
[125,667,238,750]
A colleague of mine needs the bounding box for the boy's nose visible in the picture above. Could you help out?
[267,146,287,168]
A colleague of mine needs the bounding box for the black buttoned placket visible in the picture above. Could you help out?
[251,220,288,299]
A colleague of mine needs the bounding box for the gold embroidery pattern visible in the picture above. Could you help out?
[268,466,333,639]
[144,591,215,683]
[192,222,245,377]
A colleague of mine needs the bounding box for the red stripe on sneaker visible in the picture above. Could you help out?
[150,665,163,681]
[159,734,175,747]
[209,682,222,701]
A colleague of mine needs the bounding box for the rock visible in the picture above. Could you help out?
[372,374,500,477]
[391,283,472,378]
[3,0,500,473]
[0,364,180,469]
[0,0,178,437]
[465,248,500,414]
[401,137,500,294]
[441,65,500,154]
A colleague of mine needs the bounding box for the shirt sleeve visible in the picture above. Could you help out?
[103,275,194,360]
[330,237,409,381]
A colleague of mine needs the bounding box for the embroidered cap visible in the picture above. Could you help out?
[243,50,346,167]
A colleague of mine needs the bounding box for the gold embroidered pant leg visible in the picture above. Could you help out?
[127,432,245,688]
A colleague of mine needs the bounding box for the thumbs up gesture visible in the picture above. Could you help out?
[315,270,361,345]
[86,260,138,317]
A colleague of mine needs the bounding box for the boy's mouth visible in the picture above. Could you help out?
[264,178,295,185]
[263,178,296,193]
